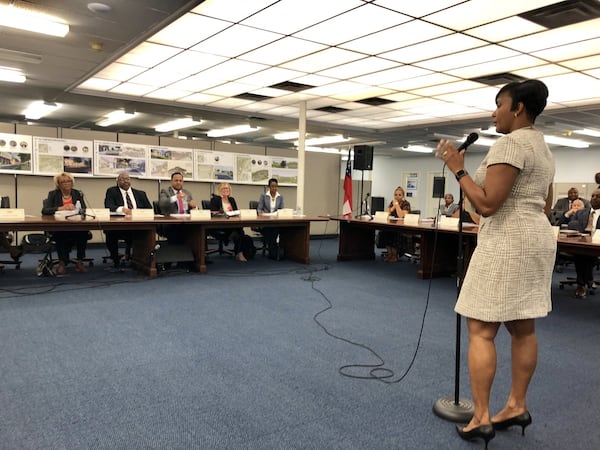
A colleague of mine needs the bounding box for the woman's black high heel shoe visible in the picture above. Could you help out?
[456,424,495,450]
[492,411,532,436]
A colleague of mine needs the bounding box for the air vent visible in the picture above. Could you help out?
[470,72,528,86]
[315,106,349,113]
[356,97,394,106]
[234,93,272,101]
[269,81,314,92]
[519,0,600,29]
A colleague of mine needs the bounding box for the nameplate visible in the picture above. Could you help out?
[87,208,110,220]
[438,216,459,230]
[130,209,155,220]
[593,229,600,243]
[374,211,389,221]
[278,208,294,217]
[190,209,211,221]
[240,209,257,219]
[404,213,420,225]
[0,208,25,221]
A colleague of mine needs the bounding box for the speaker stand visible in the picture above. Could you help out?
[356,170,365,218]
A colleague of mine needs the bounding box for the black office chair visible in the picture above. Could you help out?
[202,200,234,257]
[248,200,267,256]
[0,196,23,270]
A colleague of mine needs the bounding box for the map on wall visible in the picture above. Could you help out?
[33,137,93,176]
[271,157,298,185]
[94,140,147,177]
[0,133,33,173]
[149,145,193,179]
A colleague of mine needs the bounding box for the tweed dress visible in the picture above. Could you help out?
[455,128,556,322]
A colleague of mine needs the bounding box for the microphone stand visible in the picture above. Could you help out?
[433,186,474,422]
[65,193,96,220]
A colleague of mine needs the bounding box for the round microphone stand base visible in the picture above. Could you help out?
[433,396,474,423]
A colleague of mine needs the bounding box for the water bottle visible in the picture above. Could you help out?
[182,197,188,213]
[295,206,302,216]
[75,200,81,213]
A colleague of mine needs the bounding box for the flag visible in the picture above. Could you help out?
[342,152,352,217]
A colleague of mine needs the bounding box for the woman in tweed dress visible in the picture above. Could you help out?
[436,80,555,449]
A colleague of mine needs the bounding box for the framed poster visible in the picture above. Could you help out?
[0,133,33,173]
[149,145,193,179]
[33,137,93,176]
[94,140,147,177]
[271,157,298,185]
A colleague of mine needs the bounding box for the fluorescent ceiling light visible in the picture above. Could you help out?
[573,128,600,138]
[544,135,589,149]
[96,110,137,127]
[274,131,299,140]
[207,125,258,138]
[401,145,433,153]
[0,67,25,83]
[300,135,349,146]
[155,118,202,133]
[0,4,68,37]
[23,101,60,120]
[305,146,344,155]
[0,48,42,64]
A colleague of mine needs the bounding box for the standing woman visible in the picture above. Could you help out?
[41,172,89,274]
[209,182,246,262]
[436,79,555,449]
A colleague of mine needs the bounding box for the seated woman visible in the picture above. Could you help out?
[41,172,89,274]
[209,182,246,262]
[381,186,411,262]
[256,178,284,258]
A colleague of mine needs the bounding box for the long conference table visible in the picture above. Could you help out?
[331,215,600,279]
[0,215,328,277]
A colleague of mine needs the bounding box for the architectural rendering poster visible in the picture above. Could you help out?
[33,137,93,176]
[195,149,216,181]
[0,133,33,173]
[236,153,270,184]
[94,140,147,177]
[195,150,235,182]
[149,145,193,179]
[271,157,298,185]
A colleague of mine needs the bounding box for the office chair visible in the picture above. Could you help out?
[248,200,267,256]
[202,200,234,257]
[558,256,599,294]
[0,196,23,270]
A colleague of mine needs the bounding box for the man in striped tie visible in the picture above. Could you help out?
[104,172,152,268]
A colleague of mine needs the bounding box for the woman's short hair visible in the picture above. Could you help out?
[53,172,74,189]
[496,79,548,123]
[217,182,231,195]
[268,178,278,186]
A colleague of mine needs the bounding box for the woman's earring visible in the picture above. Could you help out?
[514,113,518,118]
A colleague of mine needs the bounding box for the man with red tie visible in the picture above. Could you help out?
[158,172,197,244]
[567,189,600,298]
[104,172,152,268]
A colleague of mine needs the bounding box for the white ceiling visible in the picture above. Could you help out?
[2,0,600,157]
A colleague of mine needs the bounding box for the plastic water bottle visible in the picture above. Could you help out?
[182,197,188,213]
[295,206,301,216]
[75,200,81,213]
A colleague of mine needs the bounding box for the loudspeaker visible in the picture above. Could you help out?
[433,176,445,198]
[353,145,373,170]
[371,196,385,213]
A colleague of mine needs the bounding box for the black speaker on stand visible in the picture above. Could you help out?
[353,145,373,170]
[353,145,374,216]
[433,176,445,199]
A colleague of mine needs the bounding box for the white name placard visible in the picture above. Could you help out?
[130,208,155,220]
[438,216,459,230]
[593,229,600,243]
[278,208,294,217]
[240,209,257,219]
[190,209,211,220]
[374,211,389,221]
[87,208,110,220]
[404,213,420,225]
[0,208,25,221]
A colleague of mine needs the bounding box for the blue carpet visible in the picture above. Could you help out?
[0,240,598,449]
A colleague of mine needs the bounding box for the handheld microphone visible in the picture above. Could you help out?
[457,132,479,152]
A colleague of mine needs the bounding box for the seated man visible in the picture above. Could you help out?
[566,189,600,298]
[555,198,585,226]
[158,172,197,244]
[440,193,459,217]
[551,187,590,224]
[104,172,152,268]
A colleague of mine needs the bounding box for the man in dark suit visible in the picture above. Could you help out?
[551,187,590,225]
[104,172,152,268]
[157,172,197,243]
[567,189,600,298]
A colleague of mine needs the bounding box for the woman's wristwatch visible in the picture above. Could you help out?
[455,169,468,181]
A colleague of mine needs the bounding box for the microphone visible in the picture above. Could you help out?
[457,132,479,151]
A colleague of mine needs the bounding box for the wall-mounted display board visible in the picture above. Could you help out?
[94,140,148,177]
[149,145,194,179]
[33,137,94,176]
[0,133,33,173]
[13,133,298,185]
